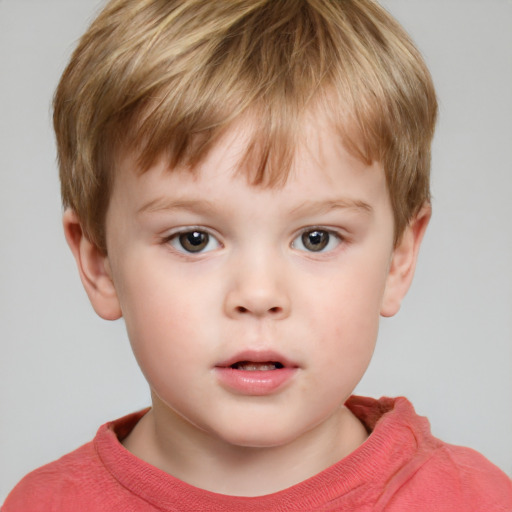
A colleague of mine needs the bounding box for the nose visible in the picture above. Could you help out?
[223,255,291,320]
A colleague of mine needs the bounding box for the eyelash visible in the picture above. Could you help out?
[162,227,345,255]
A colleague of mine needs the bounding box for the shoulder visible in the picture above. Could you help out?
[2,410,149,512]
[348,396,512,511]
[2,441,104,512]
[429,443,511,505]
[387,438,512,511]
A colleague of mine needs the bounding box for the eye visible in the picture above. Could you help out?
[168,230,220,254]
[292,229,341,253]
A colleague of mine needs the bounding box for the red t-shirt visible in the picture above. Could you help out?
[3,396,512,511]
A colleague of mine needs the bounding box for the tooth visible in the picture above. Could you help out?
[237,363,277,371]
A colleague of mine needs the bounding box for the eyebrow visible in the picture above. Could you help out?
[289,198,373,217]
[138,196,373,217]
[137,197,218,215]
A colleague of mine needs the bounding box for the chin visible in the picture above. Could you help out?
[212,420,310,450]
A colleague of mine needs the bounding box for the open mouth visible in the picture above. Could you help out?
[230,361,285,371]
[215,351,297,394]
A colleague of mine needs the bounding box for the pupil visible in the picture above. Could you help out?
[187,232,205,246]
[180,231,208,252]
[302,230,328,251]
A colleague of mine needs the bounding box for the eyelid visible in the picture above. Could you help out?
[162,225,220,239]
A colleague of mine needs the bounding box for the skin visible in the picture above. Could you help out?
[64,117,430,496]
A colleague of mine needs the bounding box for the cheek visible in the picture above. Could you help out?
[301,261,386,371]
[308,264,386,330]
[122,296,205,401]
[116,266,207,371]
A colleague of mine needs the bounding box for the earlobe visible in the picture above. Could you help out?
[63,209,122,320]
[380,204,431,317]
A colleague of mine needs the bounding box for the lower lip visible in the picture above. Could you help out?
[214,367,297,395]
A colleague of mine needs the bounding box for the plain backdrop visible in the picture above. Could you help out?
[1,0,511,501]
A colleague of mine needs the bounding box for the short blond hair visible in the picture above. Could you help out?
[54,0,437,253]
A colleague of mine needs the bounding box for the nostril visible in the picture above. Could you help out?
[235,305,282,314]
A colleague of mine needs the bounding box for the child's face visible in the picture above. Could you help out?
[98,119,410,448]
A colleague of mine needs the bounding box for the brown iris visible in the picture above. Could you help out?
[179,231,209,252]
[301,230,329,252]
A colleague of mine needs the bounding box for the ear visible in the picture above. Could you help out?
[380,204,431,317]
[63,209,122,320]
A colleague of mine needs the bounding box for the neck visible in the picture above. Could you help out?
[122,395,368,497]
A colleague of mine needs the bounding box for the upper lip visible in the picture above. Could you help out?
[215,350,299,369]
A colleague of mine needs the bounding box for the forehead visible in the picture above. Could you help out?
[112,114,388,214]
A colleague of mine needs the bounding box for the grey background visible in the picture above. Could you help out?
[1,0,511,501]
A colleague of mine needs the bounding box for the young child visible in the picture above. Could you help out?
[3,0,512,510]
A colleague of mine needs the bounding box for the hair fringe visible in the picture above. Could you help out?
[54,0,437,252]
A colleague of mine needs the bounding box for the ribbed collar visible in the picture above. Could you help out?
[94,396,436,511]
